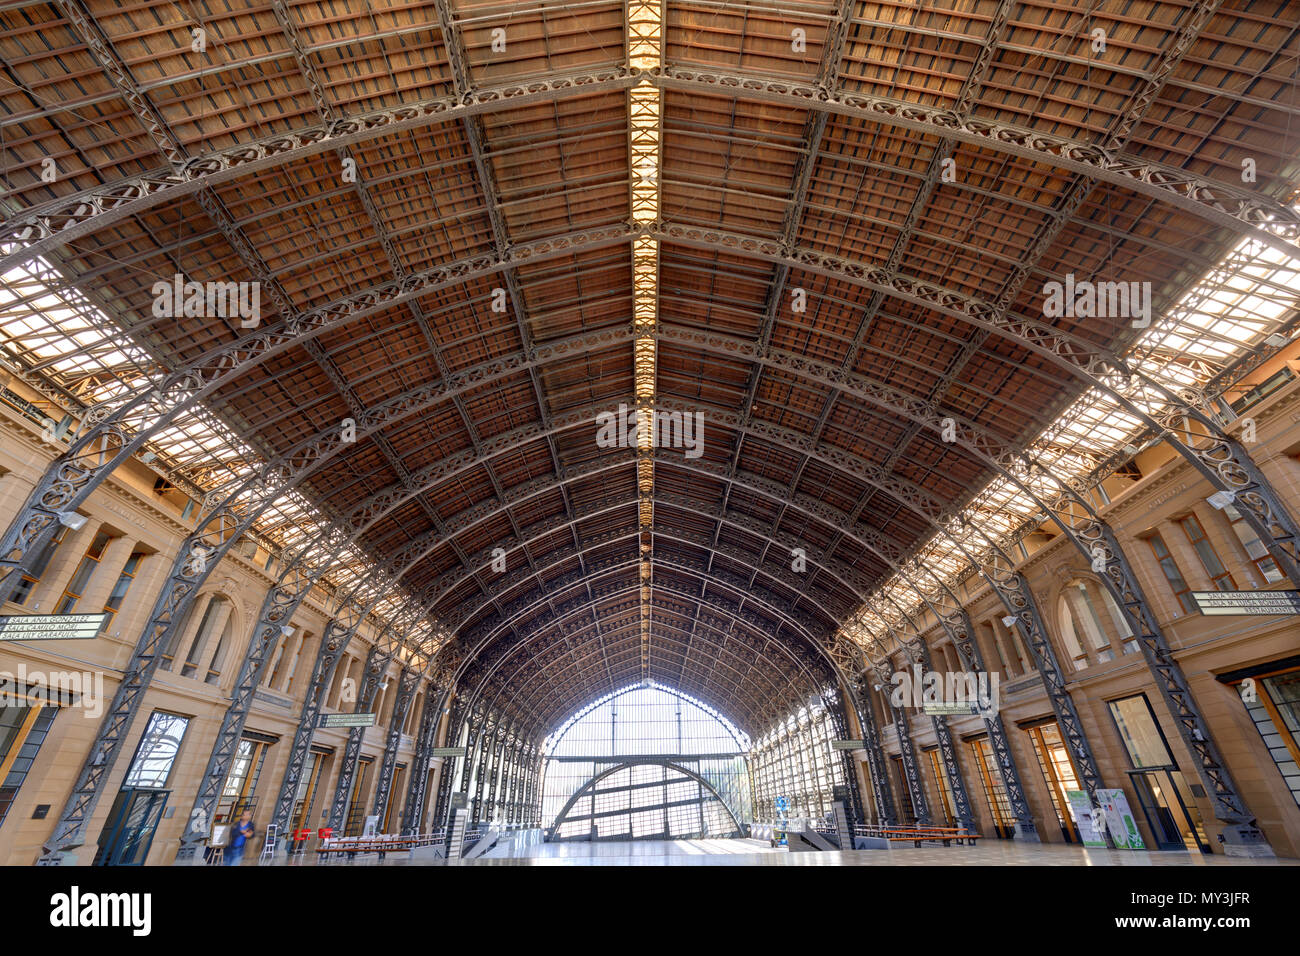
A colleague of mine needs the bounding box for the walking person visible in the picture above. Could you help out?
[225,810,255,866]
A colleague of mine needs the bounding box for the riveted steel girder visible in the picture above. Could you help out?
[400,683,450,835]
[372,666,422,829]
[326,645,387,831]
[0,238,635,604]
[9,57,1298,272]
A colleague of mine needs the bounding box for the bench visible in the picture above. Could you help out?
[317,834,443,859]
[855,825,981,847]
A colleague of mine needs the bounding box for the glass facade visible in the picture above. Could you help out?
[749,699,844,823]
[540,683,751,841]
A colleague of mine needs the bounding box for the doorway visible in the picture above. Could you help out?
[1129,768,1210,852]
[94,789,170,865]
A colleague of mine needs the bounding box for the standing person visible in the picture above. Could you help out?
[225,810,255,866]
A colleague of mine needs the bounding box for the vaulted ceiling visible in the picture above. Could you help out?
[2,0,1297,741]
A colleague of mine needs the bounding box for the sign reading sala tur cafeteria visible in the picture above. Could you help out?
[1191,590,1300,616]
[0,613,109,641]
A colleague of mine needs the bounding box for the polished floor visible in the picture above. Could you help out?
[290,837,1300,866]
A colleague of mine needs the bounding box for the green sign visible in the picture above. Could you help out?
[318,712,376,728]
[0,613,108,641]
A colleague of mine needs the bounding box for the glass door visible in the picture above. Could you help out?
[94,789,170,865]
[1129,769,1210,853]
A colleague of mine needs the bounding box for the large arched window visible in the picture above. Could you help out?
[539,683,751,840]
[1057,577,1137,670]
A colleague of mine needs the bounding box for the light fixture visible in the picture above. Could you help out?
[56,511,88,530]
[280,625,295,637]
[1001,615,1018,629]
[627,0,662,682]
[1206,490,1236,510]
[1264,332,1290,348]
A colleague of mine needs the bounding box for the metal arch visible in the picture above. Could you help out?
[451,567,839,731]
[8,58,1299,272]
[649,69,1300,262]
[459,615,828,799]
[318,552,829,823]
[470,610,817,745]
[154,369,1206,853]
[457,555,836,706]
[0,247,635,603]
[449,538,843,701]
[653,307,1300,595]
[545,760,746,840]
[459,583,835,746]
[0,68,641,271]
[34,333,634,860]
[10,212,1292,620]
[170,395,1066,822]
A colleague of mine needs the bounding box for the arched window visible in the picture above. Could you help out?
[539,683,751,840]
[1056,578,1136,670]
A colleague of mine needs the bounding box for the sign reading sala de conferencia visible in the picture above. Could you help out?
[1191,590,1300,616]
[0,613,108,642]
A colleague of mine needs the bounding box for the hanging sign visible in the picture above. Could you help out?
[0,613,108,641]
[1191,590,1300,616]
[318,712,376,728]
[830,740,865,750]
[430,747,466,757]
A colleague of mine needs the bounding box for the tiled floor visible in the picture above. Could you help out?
[304,838,1299,866]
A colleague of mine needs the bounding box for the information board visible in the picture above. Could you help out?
[0,613,108,641]
[1191,590,1300,616]
[317,712,377,728]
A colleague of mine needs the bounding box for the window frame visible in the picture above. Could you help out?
[1177,512,1237,590]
